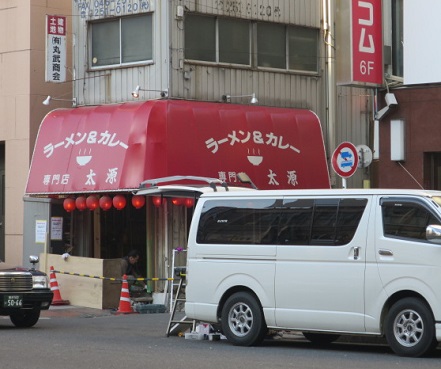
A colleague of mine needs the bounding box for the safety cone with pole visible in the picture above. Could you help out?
[49,266,70,306]
[115,275,136,314]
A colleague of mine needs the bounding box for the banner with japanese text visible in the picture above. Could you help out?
[351,0,383,85]
[46,15,67,83]
[26,100,330,194]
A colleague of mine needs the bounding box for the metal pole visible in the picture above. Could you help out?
[324,0,337,187]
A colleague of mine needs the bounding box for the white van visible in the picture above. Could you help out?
[184,189,441,357]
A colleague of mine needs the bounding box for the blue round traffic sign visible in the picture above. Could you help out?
[331,142,359,178]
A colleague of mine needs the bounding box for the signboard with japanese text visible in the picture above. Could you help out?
[351,0,383,85]
[25,100,330,194]
[50,217,63,241]
[46,15,67,83]
[35,220,47,244]
[76,0,154,19]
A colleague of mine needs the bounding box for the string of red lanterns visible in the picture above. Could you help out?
[132,195,146,209]
[152,196,194,208]
[75,196,87,211]
[112,195,126,210]
[184,198,195,208]
[99,196,112,211]
[63,198,76,212]
[63,195,195,212]
[86,195,99,210]
[152,196,165,207]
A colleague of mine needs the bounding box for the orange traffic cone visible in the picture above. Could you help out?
[115,275,136,314]
[49,266,70,305]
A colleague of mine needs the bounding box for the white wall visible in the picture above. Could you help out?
[404,0,441,84]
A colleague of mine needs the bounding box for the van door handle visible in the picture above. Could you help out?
[353,246,360,260]
[379,249,393,256]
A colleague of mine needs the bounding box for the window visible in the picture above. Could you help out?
[310,199,339,244]
[185,14,216,62]
[90,13,153,68]
[382,199,440,241]
[288,26,319,72]
[278,199,314,245]
[257,23,286,69]
[185,14,250,65]
[334,199,368,245]
[197,199,280,244]
[281,198,367,246]
[424,152,441,190]
[219,18,251,65]
[197,197,367,246]
[257,23,318,72]
[184,14,319,72]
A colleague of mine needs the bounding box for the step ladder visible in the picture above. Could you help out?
[169,249,187,310]
[166,270,197,337]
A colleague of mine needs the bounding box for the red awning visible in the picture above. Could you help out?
[25,100,330,195]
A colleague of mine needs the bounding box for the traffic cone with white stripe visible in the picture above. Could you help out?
[49,266,70,306]
[115,275,135,314]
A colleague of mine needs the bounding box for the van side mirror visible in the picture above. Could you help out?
[426,224,441,244]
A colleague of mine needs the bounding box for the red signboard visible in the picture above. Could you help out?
[351,0,383,85]
[26,100,330,194]
[47,15,66,36]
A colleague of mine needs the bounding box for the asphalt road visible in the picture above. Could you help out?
[1,306,441,369]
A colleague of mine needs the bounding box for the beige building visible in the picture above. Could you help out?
[0,0,71,266]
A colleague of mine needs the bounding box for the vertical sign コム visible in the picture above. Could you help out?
[46,15,67,83]
[351,0,383,85]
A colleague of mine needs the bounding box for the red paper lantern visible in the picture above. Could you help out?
[113,195,126,210]
[172,197,183,206]
[184,198,195,208]
[132,195,145,209]
[152,196,163,207]
[99,195,112,211]
[86,195,99,210]
[75,196,87,211]
[63,198,76,212]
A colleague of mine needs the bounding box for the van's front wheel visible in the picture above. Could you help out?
[385,298,437,357]
[221,292,267,346]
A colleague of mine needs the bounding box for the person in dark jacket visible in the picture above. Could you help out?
[120,250,145,292]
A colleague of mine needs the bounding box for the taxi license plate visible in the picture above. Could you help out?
[3,295,23,308]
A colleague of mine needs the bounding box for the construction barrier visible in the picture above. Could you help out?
[51,269,176,282]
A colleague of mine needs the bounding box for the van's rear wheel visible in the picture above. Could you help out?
[221,292,267,346]
[385,298,437,357]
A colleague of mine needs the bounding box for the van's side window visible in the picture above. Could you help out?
[196,199,281,244]
[278,199,314,244]
[310,199,340,244]
[280,198,367,246]
[382,200,440,240]
[197,197,368,246]
[335,198,368,244]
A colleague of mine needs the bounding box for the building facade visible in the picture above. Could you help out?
[24,0,357,307]
[3,0,398,307]
[0,0,72,266]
